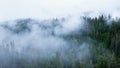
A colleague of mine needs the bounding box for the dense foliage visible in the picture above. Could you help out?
[83,16,120,68]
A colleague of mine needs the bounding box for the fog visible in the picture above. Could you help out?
[0,16,92,67]
[0,0,120,67]
[0,0,120,21]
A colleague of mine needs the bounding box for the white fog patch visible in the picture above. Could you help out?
[111,10,120,19]
[54,16,84,35]
[0,17,91,64]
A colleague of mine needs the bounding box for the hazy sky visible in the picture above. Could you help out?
[0,0,120,21]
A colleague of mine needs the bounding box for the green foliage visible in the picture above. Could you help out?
[85,15,120,57]
[84,15,120,68]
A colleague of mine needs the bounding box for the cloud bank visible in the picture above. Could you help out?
[0,0,120,21]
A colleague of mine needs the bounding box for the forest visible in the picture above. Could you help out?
[0,15,120,68]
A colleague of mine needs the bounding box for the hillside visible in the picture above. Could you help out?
[0,16,120,68]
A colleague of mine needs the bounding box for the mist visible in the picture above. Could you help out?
[0,0,120,67]
[0,11,119,68]
[0,16,92,67]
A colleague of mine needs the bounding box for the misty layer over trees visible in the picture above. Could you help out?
[0,15,120,68]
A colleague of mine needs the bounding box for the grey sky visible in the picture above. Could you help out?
[0,0,120,21]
